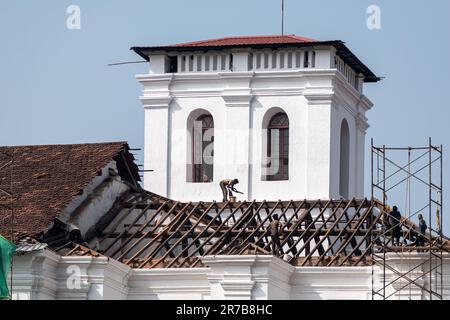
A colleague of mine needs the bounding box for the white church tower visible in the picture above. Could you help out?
[132,35,380,202]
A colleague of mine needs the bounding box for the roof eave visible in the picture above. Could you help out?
[131,40,334,55]
[131,40,381,82]
[131,47,150,61]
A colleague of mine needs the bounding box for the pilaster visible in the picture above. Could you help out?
[220,73,253,199]
[202,255,293,300]
[137,74,173,196]
[304,87,335,199]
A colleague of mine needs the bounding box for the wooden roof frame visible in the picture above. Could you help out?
[53,191,449,269]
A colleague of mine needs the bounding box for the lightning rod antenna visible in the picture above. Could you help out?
[281,0,285,36]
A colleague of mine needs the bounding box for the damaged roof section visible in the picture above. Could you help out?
[57,194,450,268]
[0,142,140,240]
[2,141,448,269]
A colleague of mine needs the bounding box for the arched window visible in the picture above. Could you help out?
[339,119,350,198]
[192,114,214,182]
[265,112,289,181]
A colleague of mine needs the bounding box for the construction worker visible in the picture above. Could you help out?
[270,214,282,255]
[416,213,427,249]
[389,206,402,246]
[219,178,243,202]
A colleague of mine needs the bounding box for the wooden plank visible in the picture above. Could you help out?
[217,201,267,255]
[115,201,185,260]
[190,201,253,267]
[101,201,154,254]
[123,202,192,263]
[314,199,370,266]
[285,199,342,260]
[235,200,283,255]
[138,202,203,268]
[151,201,218,268]
[98,193,149,243]
[174,201,234,268]
[319,200,372,266]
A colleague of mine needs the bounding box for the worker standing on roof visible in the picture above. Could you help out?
[270,214,282,255]
[219,178,242,202]
[416,213,427,250]
[389,206,402,246]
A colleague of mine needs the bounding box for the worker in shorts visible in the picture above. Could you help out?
[270,214,282,255]
[416,213,427,250]
[219,178,242,202]
[389,206,402,246]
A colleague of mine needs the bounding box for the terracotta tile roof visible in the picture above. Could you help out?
[170,34,318,47]
[131,34,381,82]
[0,142,139,239]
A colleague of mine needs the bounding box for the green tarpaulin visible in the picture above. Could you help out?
[0,235,15,300]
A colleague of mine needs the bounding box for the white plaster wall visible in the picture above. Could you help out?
[330,104,358,199]
[169,97,227,201]
[144,106,170,196]
[251,95,308,201]
[355,128,366,197]
[11,252,450,300]
[11,251,130,300]
[10,250,59,300]
[290,267,372,300]
[57,256,130,300]
[53,160,131,239]
[329,78,372,199]
[127,269,210,300]
[138,53,373,202]
[69,176,129,238]
[305,99,333,199]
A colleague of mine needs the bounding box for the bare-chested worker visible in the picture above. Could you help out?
[270,214,282,255]
[219,178,243,202]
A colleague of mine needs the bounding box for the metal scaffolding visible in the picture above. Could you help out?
[371,138,444,300]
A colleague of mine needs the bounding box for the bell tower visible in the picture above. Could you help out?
[132,35,380,202]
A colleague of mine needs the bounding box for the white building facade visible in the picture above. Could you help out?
[134,35,378,202]
[11,250,450,300]
[6,37,450,302]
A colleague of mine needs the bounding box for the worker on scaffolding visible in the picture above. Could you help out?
[415,213,427,250]
[219,178,243,202]
[389,206,402,246]
[270,214,282,256]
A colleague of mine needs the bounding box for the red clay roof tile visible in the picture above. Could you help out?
[170,34,318,47]
[0,142,137,239]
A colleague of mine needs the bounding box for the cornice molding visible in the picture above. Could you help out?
[140,95,172,109]
[356,117,370,133]
[136,73,174,84]
[139,69,339,84]
[303,88,336,106]
[221,92,253,108]
[333,73,374,111]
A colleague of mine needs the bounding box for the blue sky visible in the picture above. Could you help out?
[0,0,449,233]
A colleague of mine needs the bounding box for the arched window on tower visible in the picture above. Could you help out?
[339,119,350,198]
[192,114,214,183]
[265,112,289,181]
